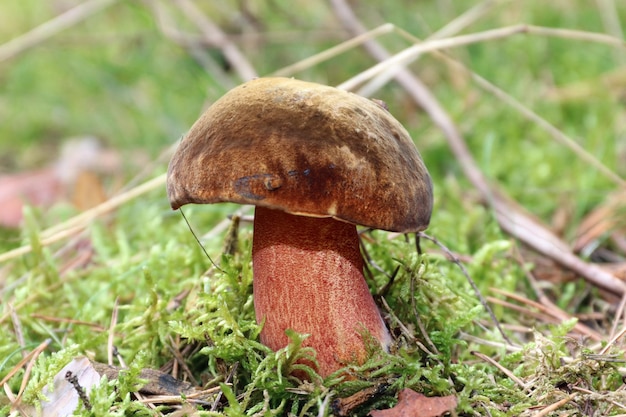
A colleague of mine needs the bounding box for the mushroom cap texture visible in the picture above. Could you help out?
[167,77,433,233]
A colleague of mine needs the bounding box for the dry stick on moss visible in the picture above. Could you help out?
[486,296,563,325]
[0,0,120,62]
[331,0,626,297]
[166,335,199,386]
[408,264,441,355]
[609,294,626,343]
[136,391,216,406]
[600,324,626,356]
[378,296,438,357]
[512,247,604,341]
[418,232,513,346]
[487,290,603,341]
[167,336,181,379]
[107,298,119,367]
[533,394,578,417]
[29,314,107,332]
[15,339,52,403]
[0,339,51,387]
[460,332,521,353]
[9,303,26,359]
[211,363,239,413]
[471,351,527,389]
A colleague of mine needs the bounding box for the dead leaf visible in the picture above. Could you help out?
[0,137,120,228]
[20,356,209,416]
[22,357,102,417]
[71,171,107,210]
[369,388,457,417]
[0,168,62,228]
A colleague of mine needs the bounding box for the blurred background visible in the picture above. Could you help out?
[1,0,625,255]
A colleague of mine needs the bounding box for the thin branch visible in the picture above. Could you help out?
[0,0,119,63]
[429,0,509,40]
[512,247,604,341]
[596,0,625,59]
[270,23,395,77]
[393,23,625,186]
[532,394,577,417]
[418,232,514,345]
[149,0,237,90]
[0,174,166,264]
[339,24,626,93]
[462,65,625,187]
[330,0,626,296]
[358,0,505,97]
[173,0,258,81]
[107,298,119,367]
[9,304,26,359]
[459,332,521,352]
[600,324,626,355]
[471,351,527,389]
[609,293,626,341]
[338,24,532,92]
[490,288,603,341]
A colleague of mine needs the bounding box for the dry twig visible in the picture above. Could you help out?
[329,0,626,297]
[172,0,257,82]
[0,0,119,62]
[0,174,166,264]
[489,288,603,341]
[107,298,119,367]
[471,351,527,389]
[149,1,237,90]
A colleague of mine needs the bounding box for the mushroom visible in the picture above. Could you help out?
[166,77,433,378]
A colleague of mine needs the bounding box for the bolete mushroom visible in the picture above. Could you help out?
[166,77,433,378]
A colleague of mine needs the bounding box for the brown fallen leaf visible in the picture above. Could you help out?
[369,388,457,417]
[0,168,62,228]
[0,136,120,228]
[19,356,210,416]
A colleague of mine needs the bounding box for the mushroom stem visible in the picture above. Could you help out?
[252,206,392,377]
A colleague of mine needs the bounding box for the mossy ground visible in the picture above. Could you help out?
[1,1,626,416]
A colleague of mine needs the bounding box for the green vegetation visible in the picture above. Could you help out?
[1,1,625,415]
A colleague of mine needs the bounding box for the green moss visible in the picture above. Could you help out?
[2,0,626,415]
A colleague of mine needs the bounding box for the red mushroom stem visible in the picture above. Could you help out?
[252,206,392,377]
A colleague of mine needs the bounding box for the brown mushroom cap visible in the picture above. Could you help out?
[167,77,433,233]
